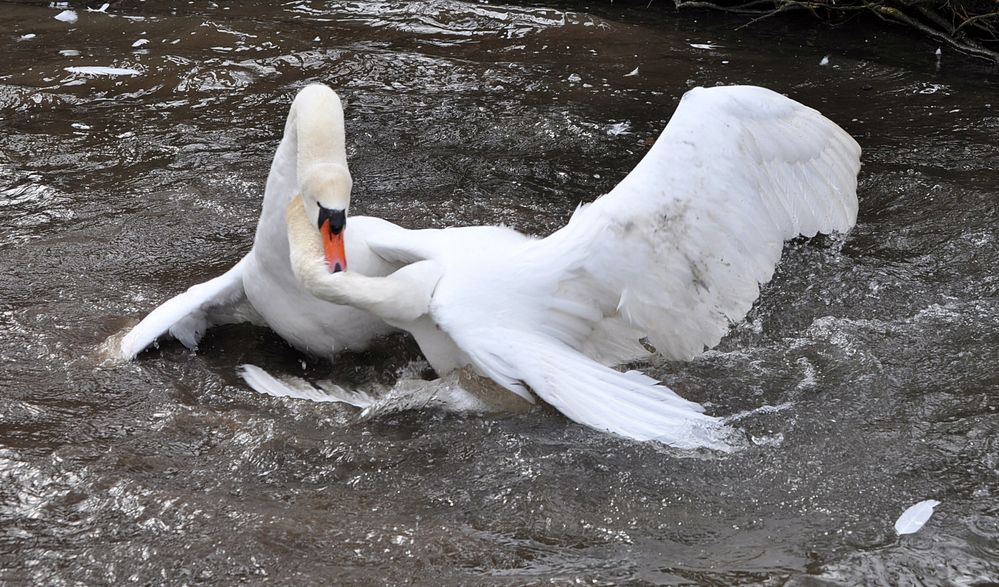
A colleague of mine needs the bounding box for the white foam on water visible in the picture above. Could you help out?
[238,364,533,419]
[65,66,141,76]
[54,10,77,23]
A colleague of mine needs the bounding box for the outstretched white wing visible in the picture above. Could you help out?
[431,85,860,442]
[119,256,262,359]
[555,85,861,360]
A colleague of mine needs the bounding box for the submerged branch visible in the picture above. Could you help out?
[672,0,999,63]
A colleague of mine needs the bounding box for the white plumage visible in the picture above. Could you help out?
[525,85,860,362]
[118,85,404,360]
[286,85,861,448]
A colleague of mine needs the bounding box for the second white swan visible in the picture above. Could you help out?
[284,85,862,449]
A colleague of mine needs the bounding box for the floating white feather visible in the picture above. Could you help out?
[894,499,941,535]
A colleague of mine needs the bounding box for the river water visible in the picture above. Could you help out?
[1,1,997,584]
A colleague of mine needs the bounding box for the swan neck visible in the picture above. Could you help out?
[291,86,347,179]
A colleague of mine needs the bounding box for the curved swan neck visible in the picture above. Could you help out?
[289,84,348,179]
[286,196,442,325]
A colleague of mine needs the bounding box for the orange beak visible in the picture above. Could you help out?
[320,219,347,273]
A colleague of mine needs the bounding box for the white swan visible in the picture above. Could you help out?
[284,85,861,448]
[119,83,528,360]
[119,84,406,359]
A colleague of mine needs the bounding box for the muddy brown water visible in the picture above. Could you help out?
[1,1,997,584]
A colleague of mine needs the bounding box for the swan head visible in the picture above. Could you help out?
[298,162,352,273]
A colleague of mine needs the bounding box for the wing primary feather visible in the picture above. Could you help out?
[453,328,734,449]
[119,256,253,359]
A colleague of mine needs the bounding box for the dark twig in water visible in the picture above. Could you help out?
[672,0,999,63]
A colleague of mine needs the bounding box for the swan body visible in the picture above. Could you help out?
[119,84,404,360]
[286,85,862,448]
